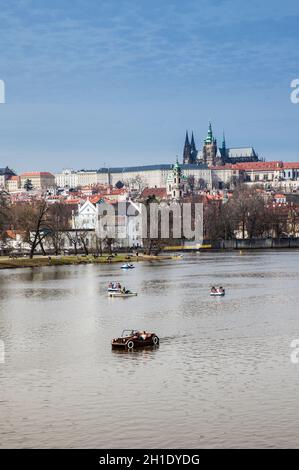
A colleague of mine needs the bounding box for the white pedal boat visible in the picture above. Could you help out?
[108,291,138,298]
[121,263,135,269]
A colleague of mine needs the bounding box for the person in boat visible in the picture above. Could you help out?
[211,286,217,293]
[108,282,113,289]
[218,286,224,293]
[139,331,147,341]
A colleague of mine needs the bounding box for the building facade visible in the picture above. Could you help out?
[0,167,16,188]
[20,172,55,190]
[55,163,212,191]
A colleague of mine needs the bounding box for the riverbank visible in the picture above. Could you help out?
[0,253,179,269]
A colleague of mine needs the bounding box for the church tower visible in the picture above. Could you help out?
[219,132,227,164]
[202,122,218,167]
[167,158,184,200]
[190,132,198,164]
[183,131,192,164]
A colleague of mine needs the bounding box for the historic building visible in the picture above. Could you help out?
[20,171,55,190]
[183,123,259,167]
[55,163,212,191]
[0,167,16,188]
[167,159,186,199]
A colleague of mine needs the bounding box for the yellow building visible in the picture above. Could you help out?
[20,172,55,190]
[5,175,21,192]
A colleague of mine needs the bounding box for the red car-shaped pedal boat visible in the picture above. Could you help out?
[111,329,159,350]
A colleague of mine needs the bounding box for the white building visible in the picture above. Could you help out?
[72,197,143,248]
[55,163,212,191]
[72,199,98,229]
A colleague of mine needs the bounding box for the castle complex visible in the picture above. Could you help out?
[183,123,259,167]
[2,122,299,194]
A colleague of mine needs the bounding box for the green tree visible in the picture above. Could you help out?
[24,179,33,191]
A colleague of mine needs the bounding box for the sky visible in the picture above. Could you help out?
[0,0,299,172]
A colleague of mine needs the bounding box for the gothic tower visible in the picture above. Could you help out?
[183,131,192,164]
[190,132,198,164]
[202,122,218,167]
[219,132,227,164]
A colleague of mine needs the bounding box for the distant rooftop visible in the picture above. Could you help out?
[20,172,55,177]
[68,163,209,174]
[0,166,16,176]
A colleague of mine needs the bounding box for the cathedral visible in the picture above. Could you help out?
[182,123,259,167]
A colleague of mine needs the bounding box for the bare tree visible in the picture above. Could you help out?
[66,230,80,255]
[10,200,51,257]
[0,190,10,241]
[103,236,114,254]
[46,203,72,255]
[227,185,266,239]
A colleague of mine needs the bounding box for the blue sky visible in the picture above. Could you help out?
[0,0,299,172]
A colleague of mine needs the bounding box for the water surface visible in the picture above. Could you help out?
[0,251,299,448]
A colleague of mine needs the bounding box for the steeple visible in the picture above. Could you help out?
[183,131,192,164]
[167,157,184,200]
[174,155,181,172]
[205,122,213,144]
[190,132,198,164]
[184,131,190,147]
[222,131,226,149]
[202,122,218,167]
[220,131,227,163]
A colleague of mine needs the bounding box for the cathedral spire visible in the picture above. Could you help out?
[184,130,190,146]
[183,130,192,164]
[205,122,213,144]
[219,131,227,164]
[190,132,197,164]
[222,131,226,149]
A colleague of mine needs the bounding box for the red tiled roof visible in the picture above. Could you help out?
[210,164,237,170]
[20,172,54,177]
[89,195,104,204]
[64,199,81,204]
[233,161,284,170]
[283,162,299,169]
[140,188,167,199]
[214,161,299,171]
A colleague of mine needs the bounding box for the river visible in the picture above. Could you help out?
[1,251,299,448]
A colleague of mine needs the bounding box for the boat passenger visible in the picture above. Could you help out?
[211,286,217,293]
[139,331,147,341]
